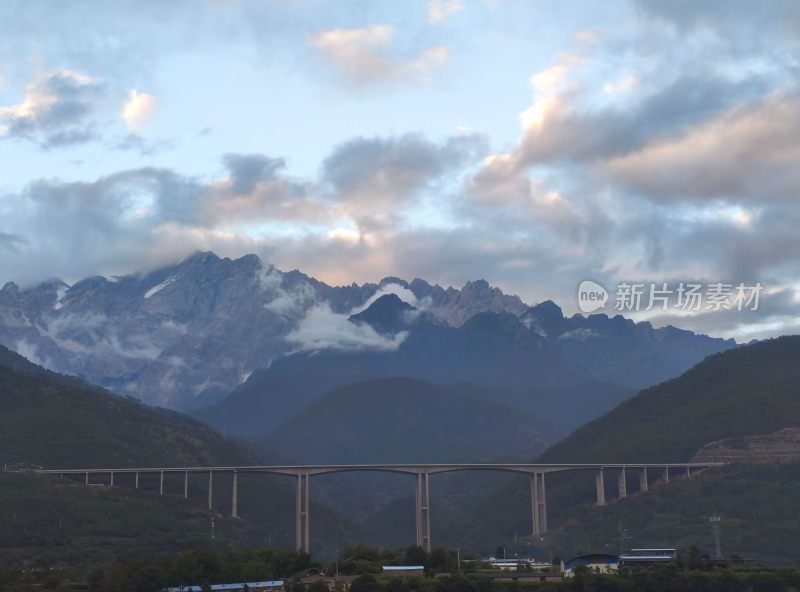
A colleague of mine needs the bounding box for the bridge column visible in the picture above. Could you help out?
[231,470,238,518]
[295,471,310,553]
[415,473,421,547]
[618,468,627,499]
[304,471,310,554]
[208,471,213,510]
[135,472,139,489]
[531,472,547,535]
[110,472,114,487]
[295,473,302,551]
[663,467,670,482]
[415,471,431,551]
[85,472,89,485]
[639,468,648,493]
[595,469,606,506]
[184,471,188,499]
[686,466,691,478]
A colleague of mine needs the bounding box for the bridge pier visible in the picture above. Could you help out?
[686,466,691,478]
[160,470,164,496]
[415,471,431,551]
[595,469,605,506]
[231,470,238,518]
[135,472,139,489]
[110,472,114,487]
[618,468,627,499]
[663,467,670,482]
[295,471,310,553]
[531,472,547,535]
[208,471,213,510]
[639,468,648,493]
[85,471,89,485]
[184,471,188,499]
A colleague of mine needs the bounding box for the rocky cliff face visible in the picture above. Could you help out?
[693,428,800,464]
[0,252,528,409]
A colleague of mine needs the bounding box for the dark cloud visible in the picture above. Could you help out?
[609,94,800,203]
[323,132,487,230]
[517,74,766,167]
[223,153,286,193]
[635,0,800,42]
[324,132,487,195]
[0,70,102,148]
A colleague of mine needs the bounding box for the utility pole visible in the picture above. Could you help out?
[710,511,721,560]
[616,521,631,556]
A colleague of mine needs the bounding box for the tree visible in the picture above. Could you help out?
[351,574,381,592]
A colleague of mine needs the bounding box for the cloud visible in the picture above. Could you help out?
[0,232,26,252]
[310,25,447,85]
[121,90,157,132]
[115,133,174,156]
[427,0,464,23]
[514,71,765,169]
[223,153,286,194]
[608,94,800,202]
[641,287,800,342]
[0,69,101,147]
[353,282,424,314]
[635,0,800,47]
[256,263,317,317]
[285,301,408,353]
[323,132,487,230]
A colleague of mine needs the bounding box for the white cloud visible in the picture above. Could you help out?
[257,264,317,317]
[310,26,447,85]
[353,282,422,313]
[427,0,464,23]
[285,301,408,353]
[122,89,157,132]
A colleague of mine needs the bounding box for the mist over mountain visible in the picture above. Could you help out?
[198,292,735,440]
[0,252,527,409]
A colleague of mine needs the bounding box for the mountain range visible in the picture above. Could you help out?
[3,306,800,564]
[197,291,735,440]
[0,252,529,410]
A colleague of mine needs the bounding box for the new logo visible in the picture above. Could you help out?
[577,280,608,313]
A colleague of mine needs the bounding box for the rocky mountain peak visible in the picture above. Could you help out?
[349,294,415,334]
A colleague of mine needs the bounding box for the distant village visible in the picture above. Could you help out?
[165,549,678,592]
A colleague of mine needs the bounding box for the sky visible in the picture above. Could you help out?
[1,0,800,340]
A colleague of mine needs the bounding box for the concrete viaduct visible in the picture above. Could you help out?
[32,462,721,553]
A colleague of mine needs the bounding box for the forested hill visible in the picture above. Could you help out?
[259,377,554,464]
[455,337,800,561]
[0,345,250,468]
[538,336,800,464]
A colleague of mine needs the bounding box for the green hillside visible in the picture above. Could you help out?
[0,346,357,569]
[539,336,800,464]
[259,377,554,464]
[0,364,249,469]
[454,337,800,562]
[548,463,800,565]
